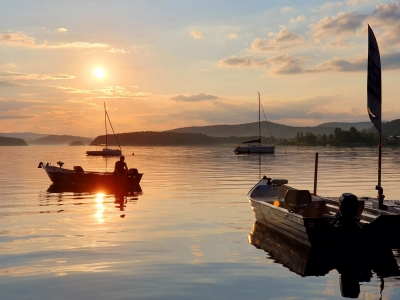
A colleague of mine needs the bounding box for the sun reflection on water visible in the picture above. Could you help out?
[95,193,105,223]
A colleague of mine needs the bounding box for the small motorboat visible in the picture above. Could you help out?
[38,161,143,192]
[247,176,400,248]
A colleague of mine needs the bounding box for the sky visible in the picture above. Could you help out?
[1,0,400,137]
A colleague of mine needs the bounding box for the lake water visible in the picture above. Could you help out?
[1,145,400,300]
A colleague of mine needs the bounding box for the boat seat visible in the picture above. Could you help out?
[284,190,312,208]
[74,166,84,173]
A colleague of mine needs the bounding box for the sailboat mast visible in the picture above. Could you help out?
[104,102,107,148]
[258,92,261,145]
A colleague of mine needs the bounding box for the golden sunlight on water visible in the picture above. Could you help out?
[0,145,399,299]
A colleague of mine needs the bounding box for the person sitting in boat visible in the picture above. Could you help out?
[114,156,128,176]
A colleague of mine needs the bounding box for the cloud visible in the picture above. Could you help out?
[310,11,367,41]
[309,57,365,72]
[0,114,33,119]
[0,100,34,111]
[290,15,306,23]
[218,56,269,68]
[281,6,294,14]
[347,0,375,6]
[107,48,129,53]
[0,32,36,46]
[369,3,400,46]
[227,33,238,39]
[190,30,203,39]
[251,27,305,51]
[56,28,67,33]
[0,71,75,81]
[314,2,344,12]
[0,31,126,52]
[268,54,306,74]
[218,54,306,75]
[0,80,27,87]
[50,85,153,99]
[171,93,218,102]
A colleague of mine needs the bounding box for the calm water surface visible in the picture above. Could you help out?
[1,145,400,299]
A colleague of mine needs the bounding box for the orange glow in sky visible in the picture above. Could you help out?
[94,67,106,78]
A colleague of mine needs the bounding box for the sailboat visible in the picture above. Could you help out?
[234,92,275,154]
[86,103,122,156]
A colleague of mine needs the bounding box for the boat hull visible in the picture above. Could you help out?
[235,145,275,154]
[86,149,122,156]
[39,163,142,192]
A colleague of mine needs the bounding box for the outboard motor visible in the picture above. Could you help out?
[339,193,359,218]
[128,168,139,176]
[334,193,363,230]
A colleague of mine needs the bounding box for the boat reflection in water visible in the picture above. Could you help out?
[248,221,400,298]
[44,183,142,218]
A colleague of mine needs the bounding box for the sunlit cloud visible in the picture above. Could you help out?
[0,100,35,111]
[190,30,203,39]
[347,0,375,6]
[0,114,33,119]
[281,6,294,14]
[369,2,400,46]
[56,28,67,33]
[171,93,218,102]
[218,56,269,68]
[227,33,238,39]
[0,32,36,46]
[310,11,367,41]
[313,2,344,12]
[251,27,305,51]
[51,85,153,99]
[290,15,306,23]
[107,48,129,53]
[218,54,306,75]
[0,71,75,81]
[0,31,127,52]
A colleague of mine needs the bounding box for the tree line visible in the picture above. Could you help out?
[279,127,380,146]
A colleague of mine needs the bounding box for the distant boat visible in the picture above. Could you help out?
[87,103,122,156]
[234,93,275,154]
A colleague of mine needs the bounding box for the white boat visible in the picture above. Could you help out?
[234,92,275,154]
[87,103,122,156]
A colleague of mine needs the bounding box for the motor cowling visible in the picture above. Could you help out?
[128,168,139,176]
[338,193,359,218]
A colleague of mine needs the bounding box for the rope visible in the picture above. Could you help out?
[106,111,122,151]
[260,103,273,138]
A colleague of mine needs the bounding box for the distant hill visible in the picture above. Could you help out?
[91,132,276,146]
[30,135,93,145]
[167,120,400,139]
[69,141,85,146]
[317,122,373,131]
[167,121,336,139]
[382,119,400,136]
[0,132,49,142]
[0,136,28,146]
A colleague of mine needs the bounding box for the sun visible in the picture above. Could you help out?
[94,67,106,78]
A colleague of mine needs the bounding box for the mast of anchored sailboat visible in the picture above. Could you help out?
[104,102,108,148]
[367,25,383,208]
